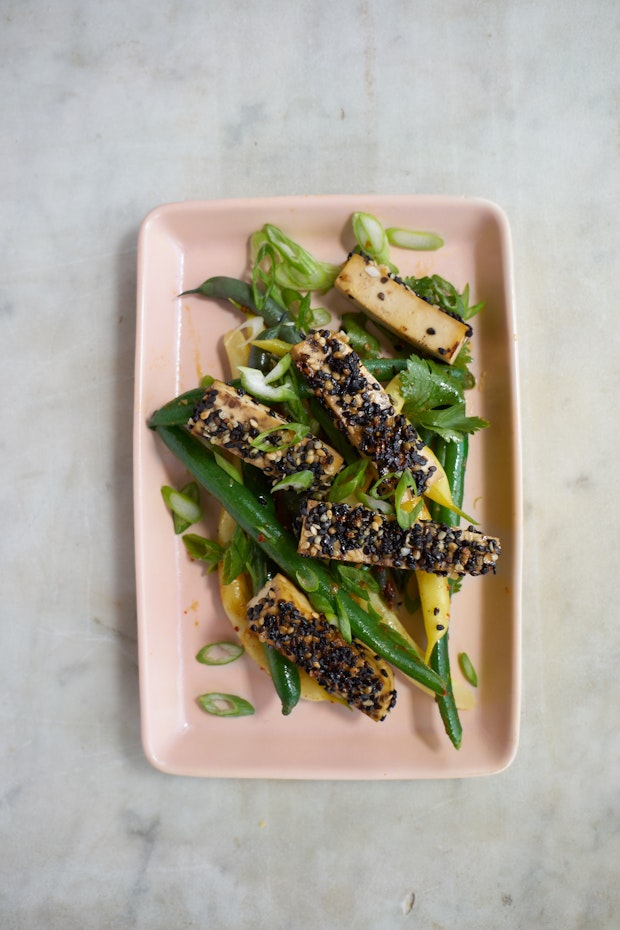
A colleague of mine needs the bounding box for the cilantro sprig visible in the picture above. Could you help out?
[399,354,488,442]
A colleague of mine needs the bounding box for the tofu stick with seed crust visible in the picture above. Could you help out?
[290,329,436,495]
[247,574,397,721]
[188,380,343,496]
[298,499,501,577]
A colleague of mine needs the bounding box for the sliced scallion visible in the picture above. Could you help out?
[307,591,335,617]
[263,224,340,291]
[161,482,202,533]
[197,692,255,717]
[355,491,394,514]
[238,366,297,404]
[395,471,423,530]
[307,307,331,327]
[263,352,292,385]
[336,601,352,643]
[250,421,310,453]
[212,449,243,484]
[328,458,369,503]
[251,240,278,310]
[196,642,245,665]
[458,652,478,687]
[367,471,402,501]
[295,566,320,593]
[352,211,390,264]
[271,470,315,493]
[386,226,444,251]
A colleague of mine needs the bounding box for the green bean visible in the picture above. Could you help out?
[430,630,461,747]
[365,357,409,380]
[155,425,446,696]
[430,437,469,526]
[428,435,469,749]
[180,276,303,339]
[147,388,205,428]
[246,521,301,717]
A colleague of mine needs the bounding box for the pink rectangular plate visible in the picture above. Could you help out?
[134,195,521,779]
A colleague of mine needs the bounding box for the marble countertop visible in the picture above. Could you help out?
[2,2,618,927]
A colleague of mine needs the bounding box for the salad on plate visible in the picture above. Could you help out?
[147,211,501,750]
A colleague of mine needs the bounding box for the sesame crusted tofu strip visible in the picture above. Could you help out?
[290,329,436,495]
[188,380,343,496]
[334,252,472,364]
[246,573,397,721]
[298,500,501,577]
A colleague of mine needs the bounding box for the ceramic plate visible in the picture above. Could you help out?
[133,195,521,779]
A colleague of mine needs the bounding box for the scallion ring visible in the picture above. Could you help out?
[196,642,245,666]
[263,352,292,385]
[197,693,255,717]
[352,211,391,264]
[238,366,298,404]
[395,471,424,530]
[386,226,444,251]
[211,449,243,483]
[161,482,202,532]
[355,491,394,514]
[250,421,310,453]
[328,458,369,503]
[367,471,402,500]
[295,566,320,593]
[458,652,478,687]
[271,470,315,493]
[336,602,352,643]
[307,307,331,327]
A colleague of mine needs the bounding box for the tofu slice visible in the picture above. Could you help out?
[334,252,472,364]
[246,573,397,721]
[290,329,436,494]
[188,380,343,495]
[298,499,501,577]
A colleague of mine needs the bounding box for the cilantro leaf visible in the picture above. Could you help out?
[399,355,488,442]
[399,355,464,415]
[414,403,489,442]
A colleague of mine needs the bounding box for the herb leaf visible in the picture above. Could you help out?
[221,525,251,584]
[414,403,489,442]
[405,274,485,321]
[182,534,225,572]
[399,355,488,442]
[400,355,463,411]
